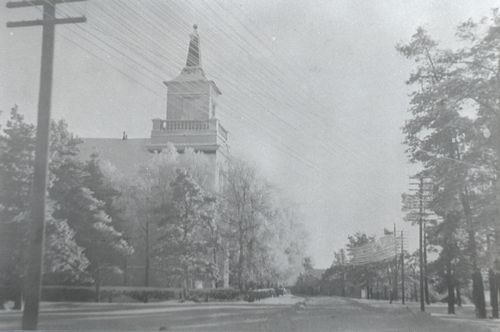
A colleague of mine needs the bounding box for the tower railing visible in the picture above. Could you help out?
[152,118,228,141]
[163,120,209,131]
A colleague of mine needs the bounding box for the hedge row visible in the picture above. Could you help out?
[2,286,282,304]
[246,288,277,302]
[187,288,242,302]
[41,286,182,303]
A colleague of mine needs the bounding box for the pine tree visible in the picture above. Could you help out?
[158,169,214,297]
[0,107,89,307]
[397,27,488,317]
[50,156,133,301]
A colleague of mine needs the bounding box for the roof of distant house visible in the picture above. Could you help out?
[78,138,151,176]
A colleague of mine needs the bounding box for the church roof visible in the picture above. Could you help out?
[186,24,201,67]
[165,25,221,95]
[78,138,151,176]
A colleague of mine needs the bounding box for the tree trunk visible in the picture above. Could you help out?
[472,270,486,318]
[237,233,245,291]
[144,219,150,303]
[489,269,499,318]
[212,246,217,288]
[497,273,500,316]
[456,286,462,307]
[145,220,150,287]
[182,267,189,300]
[123,258,128,286]
[341,271,346,297]
[446,262,455,314]
[461,189,487,318]
[366,278,370,299]
[15,239,26,310]
[95,267,101,303]
[13,277,23,310]
[223,245,230,288]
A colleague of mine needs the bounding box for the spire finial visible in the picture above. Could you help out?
[186,24,201,67]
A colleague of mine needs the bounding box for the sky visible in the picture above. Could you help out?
[1,0,498,268]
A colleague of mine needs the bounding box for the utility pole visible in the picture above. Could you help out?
[401,230,405,305]
[393,223,398,301]
[6,1,86,329]
[423,223,430,305]
[492,54,500,322]
[404,176,431,311]
[418,177,425,312]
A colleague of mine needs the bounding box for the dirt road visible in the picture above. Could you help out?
[0,296,497,331]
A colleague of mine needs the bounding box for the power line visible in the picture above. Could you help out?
[38,1,397,201]
[123,0,388,200]
[33,3,164,98]
[38,1,326,177]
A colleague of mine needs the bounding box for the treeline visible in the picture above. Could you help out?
[396,11,500,318]
[0,107,307,306]
[295,233,408,301]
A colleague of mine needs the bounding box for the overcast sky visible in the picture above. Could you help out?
[1,0,498,268]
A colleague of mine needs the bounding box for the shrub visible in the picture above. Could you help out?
[245,288,276,302]
[0,287,21,305]
[42,286,95,302]
[36,286,278,303]
[188,288,241,302]
[41,286,182,303]
[275,287,285,296]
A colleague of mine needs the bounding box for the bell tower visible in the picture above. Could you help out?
[148,25,230,287]
[165,24,221,121]
[148,25,229,191]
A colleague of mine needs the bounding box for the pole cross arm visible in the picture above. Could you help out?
[6,0,86,8]
[7,16,86,28]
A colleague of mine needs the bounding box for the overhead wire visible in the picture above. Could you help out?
[138,0,393,199]
[96,2,332,174]
[40,1,396,201]
[40,0,326,177]
[213,0,379,150]
[32,3,164,99]
[104,1,390,200]
[157,0,390,198]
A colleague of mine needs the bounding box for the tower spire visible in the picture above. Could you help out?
[186,24,201,67]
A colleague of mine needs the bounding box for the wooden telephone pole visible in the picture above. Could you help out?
[401,230,405,305]
[6,1,86,329]
[404,175,432,312]
[418,177,425,312]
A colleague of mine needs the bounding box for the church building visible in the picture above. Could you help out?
[80,25,228,189]
[149,24,229,190]
[79,25,230,287]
